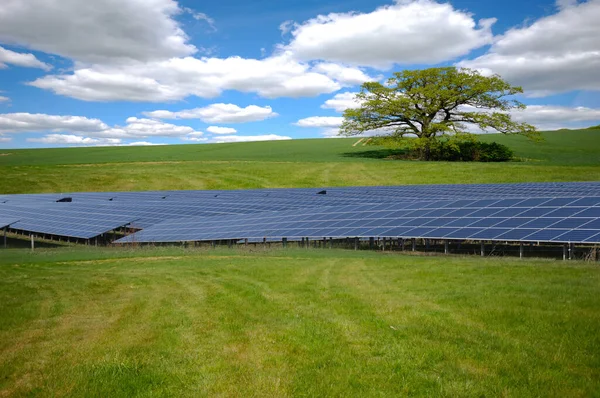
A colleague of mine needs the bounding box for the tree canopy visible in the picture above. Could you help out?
[339,67,540,160]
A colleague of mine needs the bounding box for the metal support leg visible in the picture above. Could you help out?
[480,241,485,257]
[444,240,449,254]
[411,238,416,252]
[354,237,358,250]
[369,237,374,249]
[520,242,524,259]
[382,237,386,251]
[3,227,6,248]
[569,243,573,260]
[283,237,287,248]
[30,234,34,251]
[328,237,332,249]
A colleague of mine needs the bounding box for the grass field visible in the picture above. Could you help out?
[1,129,599,194]
[1,129,600,396]
[1,247,599,397]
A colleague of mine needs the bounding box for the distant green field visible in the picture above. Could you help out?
[1,247,598,397]
[1,129,599,166]
[1,129,599,194]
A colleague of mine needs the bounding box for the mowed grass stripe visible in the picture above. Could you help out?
[2,161,600,194]
[0,248,599,396]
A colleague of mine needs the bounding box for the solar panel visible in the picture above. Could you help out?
[2,182,600,244]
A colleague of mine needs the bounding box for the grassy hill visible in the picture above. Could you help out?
[0,129,599,193]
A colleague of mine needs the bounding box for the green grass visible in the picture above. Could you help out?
[1,129,599,194]
[1,247,599,397]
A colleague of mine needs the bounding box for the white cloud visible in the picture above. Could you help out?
[27,134,122,146]
[182,131,207,142]
[29,53,344,101]
[145,103,278,123]
[511,105,600,130]
[212,134,292,143]
[459,0,600,96]
[0,135,11,143]
[125,141,167,146]
[0,112,203,140]
[283,0,495,69]
[98,117,201,139]
[0,46,51,70]
[0,96,10,103]
[0,113,109,134]
[312,63,376,86]
[556,0,578,10]
[321,92,362,113]
[206,126,237,134]
[294,116,344,128]
[279,20,296,36]
[183,7,216,31]
[0,0,195,64]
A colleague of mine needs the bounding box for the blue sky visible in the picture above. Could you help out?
[0,0,599,148]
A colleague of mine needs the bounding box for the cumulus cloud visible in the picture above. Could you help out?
[0,112,203,141]
[0,135,11,143]
[0,46,51,70]
[510,105,600,130]
[206,126,237,134]
[0,113,109,134]
[27,134,122,146]
[0,96,10,103]
[312,63,376,86]
[0,0,196,64]
[29,53,345,101]
[212,134,292,143]
[98,117,201,139]
[321,92,362,113]
[125,141,167,146]
[182,132,208,142]
[459,0,600,96]
[283,0,495,69]
[294,116,344,128]
[145,103,278,123]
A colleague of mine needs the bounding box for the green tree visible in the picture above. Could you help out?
[339,67,540,160]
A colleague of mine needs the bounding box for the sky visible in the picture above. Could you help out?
[0,0,599,148]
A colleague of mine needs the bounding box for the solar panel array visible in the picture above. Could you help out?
[1,182,600,244]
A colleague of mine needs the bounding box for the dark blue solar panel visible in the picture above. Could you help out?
[494,218,535,228]
[572,208,600,218]
[549,218,594,229]
[468,218,504,228]
[517,208,555,218]
[4,182,600,244]
[520,218,561,228]
[495,229,538,240]
[555,230,600,242]
[568,197,600,207]
[523,229,569,242]
[490,208,527,218]
[468,228,511,240]
[421,228,460,238]
[545,207,586,217]
[381,227,414,236]
[579,219,600,229]
[584,233,600,243]
[543,198,578,207]
[443,228,486,239]
[467,208,502,217]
